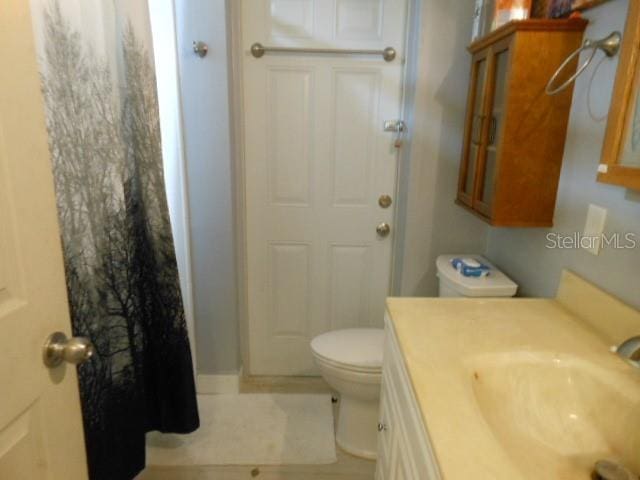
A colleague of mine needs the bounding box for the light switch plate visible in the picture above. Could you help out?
[584,204,608,255]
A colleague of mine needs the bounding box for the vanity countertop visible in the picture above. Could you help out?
[385,273,640,480]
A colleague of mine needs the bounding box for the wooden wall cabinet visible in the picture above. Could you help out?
[457,20,587,227]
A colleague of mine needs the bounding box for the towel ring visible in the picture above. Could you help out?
[546,31,621,96]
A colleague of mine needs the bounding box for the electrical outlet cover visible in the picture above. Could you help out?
[584,204,608,255]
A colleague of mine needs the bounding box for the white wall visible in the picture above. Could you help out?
[173,0,240,374]
[486,0,640,308]
[394,0,489,296]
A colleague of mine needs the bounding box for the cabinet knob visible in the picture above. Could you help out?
[377,422,388,432]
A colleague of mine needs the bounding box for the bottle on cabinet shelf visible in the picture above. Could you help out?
[493,0,533,29]
[471,0,497,42]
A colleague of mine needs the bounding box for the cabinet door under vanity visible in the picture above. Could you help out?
[376,314,441,480]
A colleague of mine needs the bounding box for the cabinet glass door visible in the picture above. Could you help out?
[476,44,510,214]
[458,52,489,206]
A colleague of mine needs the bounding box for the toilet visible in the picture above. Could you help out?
[311,328,384,459]
[310,254,518,459]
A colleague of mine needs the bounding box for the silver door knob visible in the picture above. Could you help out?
[376,222,391,237]
[377,422,388,432]
[43,332,95,368]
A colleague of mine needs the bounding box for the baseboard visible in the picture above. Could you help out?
[197,369,242,394]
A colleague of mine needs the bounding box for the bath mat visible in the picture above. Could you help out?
[146,394,337,465]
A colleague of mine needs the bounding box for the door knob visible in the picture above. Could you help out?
[43,332,95,368]
[376,222,391,237]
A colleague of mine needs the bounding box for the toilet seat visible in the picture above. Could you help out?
[313,352,382,375]
[310,328,384,373]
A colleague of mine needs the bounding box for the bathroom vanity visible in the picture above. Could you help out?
[376,271,640,479]
[376,314,440,479]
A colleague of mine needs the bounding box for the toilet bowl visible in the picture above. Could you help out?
[310,328,384,459]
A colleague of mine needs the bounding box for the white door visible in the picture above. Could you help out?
[242,0,407,375]
[0,1,88,478]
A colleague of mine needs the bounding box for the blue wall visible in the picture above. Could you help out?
[486,0,640,309]
[175,0,240,374]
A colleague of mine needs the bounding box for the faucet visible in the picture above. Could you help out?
[615,336,640,363]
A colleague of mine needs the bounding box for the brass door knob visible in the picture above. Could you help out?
[376,223,391,237]
[43,332,95,368]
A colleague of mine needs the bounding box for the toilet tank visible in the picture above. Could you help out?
[436,255,518,298]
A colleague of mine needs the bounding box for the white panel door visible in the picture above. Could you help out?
[242,0,407,375]
[0,1,88,478]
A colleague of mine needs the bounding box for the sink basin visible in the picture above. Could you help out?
[470,351,640,479]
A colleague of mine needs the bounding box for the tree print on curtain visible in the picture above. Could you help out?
[37,3,199,479]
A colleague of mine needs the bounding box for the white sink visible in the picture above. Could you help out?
[470,351,640,479]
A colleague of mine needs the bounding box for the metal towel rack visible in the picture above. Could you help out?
[193,41,209,58]
[250,42,397,62]
[546,31,621,96]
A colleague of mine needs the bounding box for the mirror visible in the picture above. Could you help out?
[598,1,640,190]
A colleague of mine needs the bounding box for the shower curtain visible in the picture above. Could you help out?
[30,1,199,479]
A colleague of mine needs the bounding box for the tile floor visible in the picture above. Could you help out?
[138,377,376,480]
[139,447,375,480]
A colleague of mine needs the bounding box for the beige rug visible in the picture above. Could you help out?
[146,394,337,466]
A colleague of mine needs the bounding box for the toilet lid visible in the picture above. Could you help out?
[311,329,384,370]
